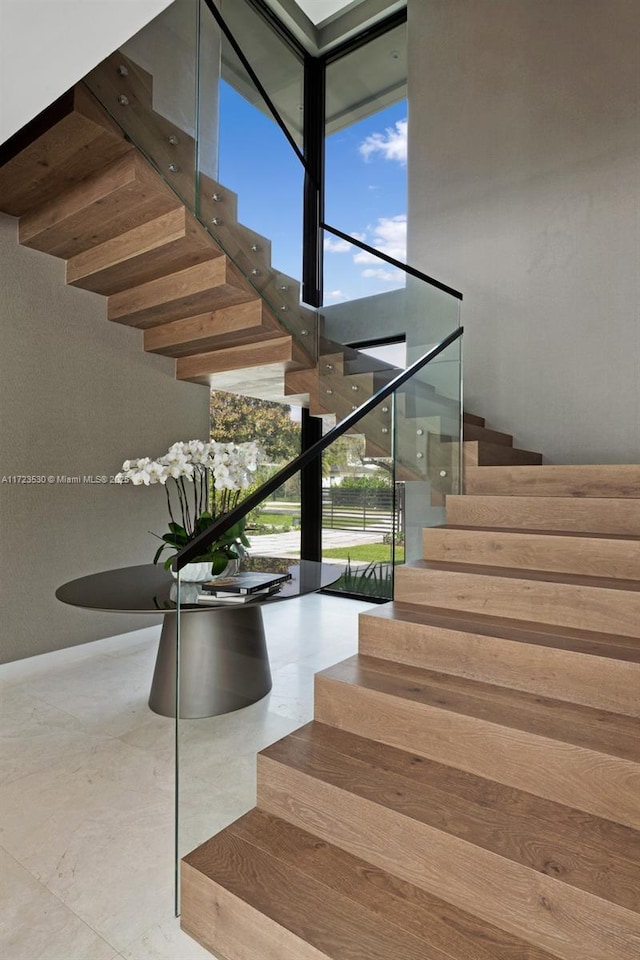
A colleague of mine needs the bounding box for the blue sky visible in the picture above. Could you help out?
[218,82,407,305]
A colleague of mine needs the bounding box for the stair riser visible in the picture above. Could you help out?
[314,676,640,829]
[108,259,254,328]
[394,567,640,637]
[0,87,131,217]
[181,863,326,960]
[422,528,640,581]
[19,155,179,259]
[258,756,640,960]
[359,614,640,717]
[143,302,276,357]
[464,465,640,498]
[464,442,543,467]
[66,209,219,294]
[445,495,640,535]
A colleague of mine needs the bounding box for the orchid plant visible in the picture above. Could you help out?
[115,440,264,573]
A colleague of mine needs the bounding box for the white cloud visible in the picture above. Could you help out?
[325,289,348,303]
[361,267,402,283]
[359,118,407,165]
[324,236,351,254]
[353,214,407,265]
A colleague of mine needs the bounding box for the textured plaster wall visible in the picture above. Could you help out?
[0,214,210,662]
[407,0,639,463]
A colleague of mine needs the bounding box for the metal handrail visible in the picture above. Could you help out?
[174,326,463,569]
[322,224,463,301]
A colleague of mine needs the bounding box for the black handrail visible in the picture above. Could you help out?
[174,326,463,569]
[322,224,463,301]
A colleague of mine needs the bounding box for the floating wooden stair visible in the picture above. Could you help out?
[182,460,640,960]
[0,80,315,401]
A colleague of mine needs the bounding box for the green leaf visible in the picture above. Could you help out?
[153,542,168,565]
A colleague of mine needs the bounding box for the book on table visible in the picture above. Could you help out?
[196,583,284,604]
[201,571,292,595]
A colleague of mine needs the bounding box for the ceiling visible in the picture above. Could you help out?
[290,0,367,27]
[263,0,405,54]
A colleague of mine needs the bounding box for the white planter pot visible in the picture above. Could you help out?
[171,559,241,583]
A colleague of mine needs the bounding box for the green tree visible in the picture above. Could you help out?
[209,391,300,462]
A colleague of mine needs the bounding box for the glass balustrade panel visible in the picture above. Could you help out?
[84,0,199,210]
[393,335,463,564]
[196,0,317,358]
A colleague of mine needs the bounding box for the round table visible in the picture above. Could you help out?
[56,558,339,719]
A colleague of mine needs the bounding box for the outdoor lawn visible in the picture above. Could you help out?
[321,543,405,562]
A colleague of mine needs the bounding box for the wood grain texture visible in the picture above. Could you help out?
[186,808,560,960]
[445,494,640,535]
[257,749,640,960]
[394,560,640,637]
[465,464,640,498]
[143,301,280,357]
[359,602,640,716]
[66,207,221,294]
[462,423,514,446]
[19,152,180,258]
[182,860,329,960]
[0,85,131,216]
[314,657,640,828]
[464,441,543,467]
[108,257,254,327]
[422,526,640,580]
[261,723,640,913]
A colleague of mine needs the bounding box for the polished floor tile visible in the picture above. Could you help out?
[0,846,118,960]
[1,593,370,959]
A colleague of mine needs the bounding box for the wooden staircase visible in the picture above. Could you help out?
[0,85,312,401]
[181,462,640,960]
[0,58,543,485]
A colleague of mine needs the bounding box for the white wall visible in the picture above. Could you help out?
[407,0,640,463]
[0,214,210,662]
[0,0,173,143]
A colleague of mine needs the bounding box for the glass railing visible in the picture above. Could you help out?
[317,237,461,592]
[83,0,318,361]
[172,326,463,911]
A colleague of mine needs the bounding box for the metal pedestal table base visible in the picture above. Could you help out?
[149,606,272,718]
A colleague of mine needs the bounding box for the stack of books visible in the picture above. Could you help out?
[196,571,292,605]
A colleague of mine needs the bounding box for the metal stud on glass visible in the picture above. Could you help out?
[326,389,333,395]
[351,385,359,392]
[117,65,129,77]
[439,470,448,477]
[300,329,309,336]
[117,95,129,106]
[168,163,179,173]
[167,135,179,146]
[326,363,334,371]
[211,217,222,225]
[251,268,261,277]
[381,406,389,414]
[417,428,424,436]
[280,305,289,312]
[417,452,424,459]
[250,244,260,253]
[382,427,389,434]
[212,193,222,202]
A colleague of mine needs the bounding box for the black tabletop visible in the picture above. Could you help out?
[56,557,340,614]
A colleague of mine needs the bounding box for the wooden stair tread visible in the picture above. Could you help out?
[362,602,640,661]
[19,152,180,258]
[260,723,640,914]
[0,86,131,216]
[183,807,560,960]
[465,464,640,498]
[423,525,640,581]
[445,494,640,536]
[317,655,640,763]
[439,523,640,542]
[402,558,640,592]
[66,207,221,294]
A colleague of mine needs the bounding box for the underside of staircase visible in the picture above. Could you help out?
[181,462,640,960]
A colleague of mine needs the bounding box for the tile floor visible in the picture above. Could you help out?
[0,592,370,960]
